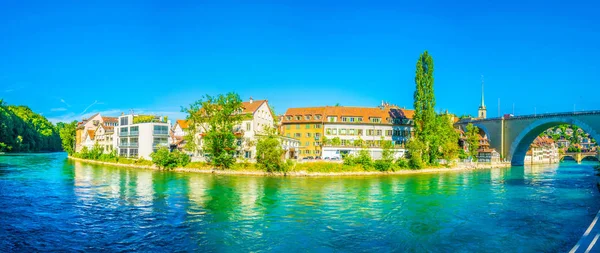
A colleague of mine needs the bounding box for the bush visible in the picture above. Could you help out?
[396,158,410,169]
[373,160,393,172]
[256,132,286,172]
[150,147,190,170]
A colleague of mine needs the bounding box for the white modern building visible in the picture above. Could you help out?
[114,114,171,160]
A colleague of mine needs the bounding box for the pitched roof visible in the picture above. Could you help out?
[176,119,189,129]
[241,100,268,114]
[87,130,95,140]
[282,105,415,124]
[102,117,118,123]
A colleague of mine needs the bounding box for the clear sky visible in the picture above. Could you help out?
[1,0,599,123]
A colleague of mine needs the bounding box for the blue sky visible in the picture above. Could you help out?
[1,0,599,123]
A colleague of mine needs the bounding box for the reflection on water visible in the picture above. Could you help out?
[0,153,599,252]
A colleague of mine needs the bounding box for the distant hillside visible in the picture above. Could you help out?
[539,124,596,147]
[0,99,62,152]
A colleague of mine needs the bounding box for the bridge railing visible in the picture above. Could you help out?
[457,110,600,124]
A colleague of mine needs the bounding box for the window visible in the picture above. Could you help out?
[341,139,348,146]
[357,129,363,136]
[129,149,138,157]
[246,122,251,131]
[305,115,311,120]
[349,129,355,135]
[393,129,401,136]
[370,117,381,123]
[154,125,168,135]
[316,150,321,154]
[286,125,291,130]
[130,126,139,135]
[245,151,252,159]
[307,133,312,138]
[332,128,338,135]
[375,130,382,136]
[286,133,291,137]
[286,116,292,121]
[367,129,374,136]
[315,133,321,139]
[295,115,302,120]
[326,128,332,135]
[305,142,310,146]
[314,124,321,129]
[305,124,310,129]
[296,124,300,129]
[340,129,346,135]
[294,133,301,138]
[119,149,128,157]
[315,115,322,120]
[120,117,128,126]
[314,142,321,146]
[386,130,393,136]
[130,137,139,146]
[120,127,128,136]
[327,116,337,122]
[305,150,311,154]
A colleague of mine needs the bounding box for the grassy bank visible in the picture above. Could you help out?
[68,156,510,177]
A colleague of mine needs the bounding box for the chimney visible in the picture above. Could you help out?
[249,97,253,104]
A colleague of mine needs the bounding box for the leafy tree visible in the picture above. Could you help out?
[0,101,61,152]
[150,147,190,169]
[331,137,341,146]
[406,138,425,169]
[465,123,480,160]
[437,114,460,161]
[57,120,77,155]
[183,92,244,169]
[256,129,285,172]
[381,139,394,162]
[353,138,364,147]
[411,51,438,165]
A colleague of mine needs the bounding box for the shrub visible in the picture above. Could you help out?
[255,132,285,172]
[150,147,189,170]
[373,160,393,172]
[396,158,410,169]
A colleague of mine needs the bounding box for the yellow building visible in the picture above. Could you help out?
[281,107,325,158]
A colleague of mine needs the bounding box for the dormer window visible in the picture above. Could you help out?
[295,115,302,120]
[286,115,292,121]
[370,117,381,123]
[305,115,311,120]
[315,115,322,120]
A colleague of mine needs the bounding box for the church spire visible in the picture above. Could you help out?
[478,75,487,119]
[480,75,485,108]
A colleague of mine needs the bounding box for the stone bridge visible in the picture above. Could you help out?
[456,111,600,165]
[561,152,600,163]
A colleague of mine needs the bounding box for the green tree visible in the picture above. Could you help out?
[465,123,480,160]
[437,114,460,161]
[406,138,425,169]
[256,129,286,172]
[331,137,341,146]
[57,120,78,155]
[183,93,244,169]
[0,101,61,153]
[411,51,438,165]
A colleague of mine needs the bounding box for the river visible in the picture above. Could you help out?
[0,153,599,252]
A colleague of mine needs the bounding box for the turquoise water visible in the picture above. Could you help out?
[1,153,599,252]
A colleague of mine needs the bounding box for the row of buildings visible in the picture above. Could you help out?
[74,94,564,164]
[74,98,418,161]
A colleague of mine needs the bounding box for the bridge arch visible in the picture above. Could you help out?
[509,117,600,165]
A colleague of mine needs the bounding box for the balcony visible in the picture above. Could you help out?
[129,131,139,136]
[119,143,138,148]
[153,130,169,135]
[119,132,129,137]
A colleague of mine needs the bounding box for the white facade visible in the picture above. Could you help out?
[114,114,171,160]
[524,144,559,164]
[76,113,104,152]
[322,123,410,159]
[94,125,115,153]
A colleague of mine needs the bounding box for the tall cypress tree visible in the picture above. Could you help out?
[412,51,438,165]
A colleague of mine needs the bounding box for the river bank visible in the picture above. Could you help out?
[67,156,511,177]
